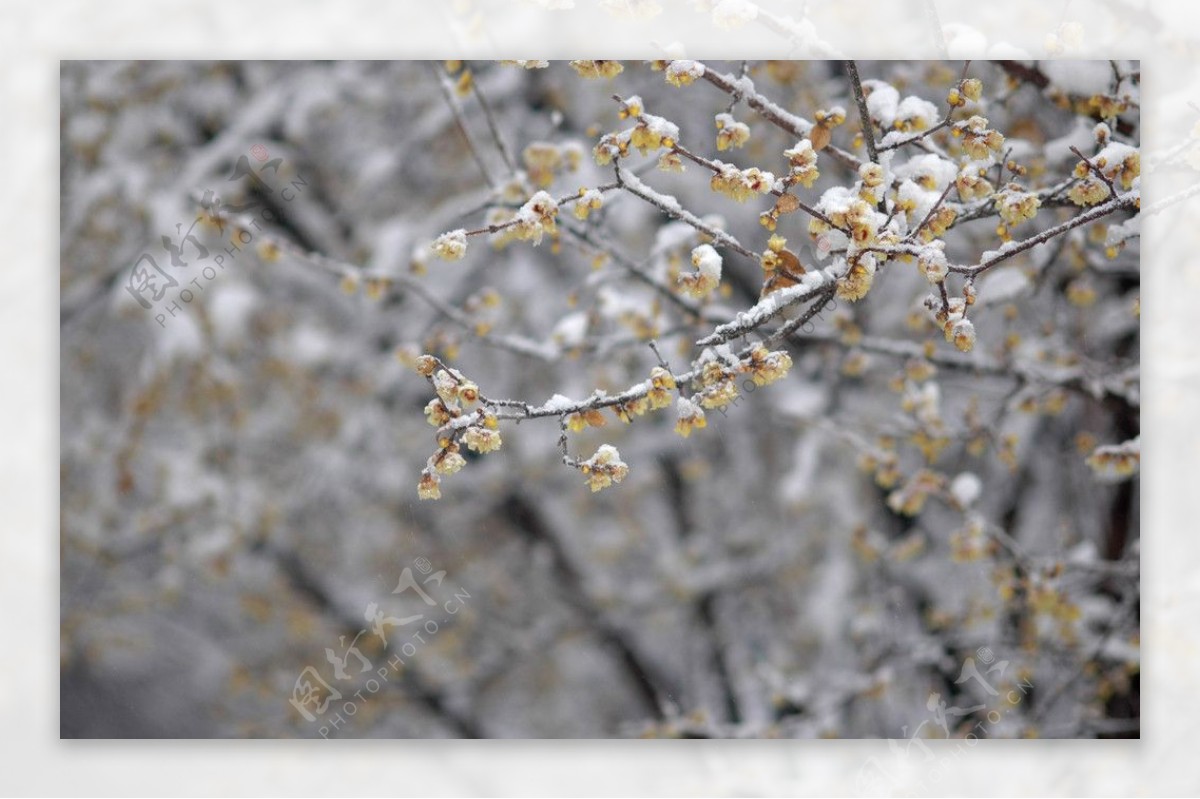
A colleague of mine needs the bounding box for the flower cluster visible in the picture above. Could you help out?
[431,229,468,261]
[714,112,750,151]
[741,345,792,386]
[693,358,739,409]
[647,366,676,410]
[566,408,607,432]
[924,295,977,353]
[415,357,502,500]
[579,444,629,492]
[996,186,1042,227]
[946,77,983,108]
[709,163,775,202]
[954,115,1005,161]
[570,60,624,79]
[955,164,995,201]
[673,396,706,437]
[522,140,585,188]
[836,253,878,302]
[509,190,559,245]
[782,139,820,188]
[573,188,605,220]
[1068,178,1110,207]
[759,233,804,278]
[917,242,948,284]
[892,96,940,133]
[857,162,886,204]
[677,244,723,298]
[630,113,680,154]
[1085,437,1140,480]
[1093,143,1140,190]
[663,59,704,87]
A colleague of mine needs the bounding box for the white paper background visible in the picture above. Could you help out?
[4,0,1195,794]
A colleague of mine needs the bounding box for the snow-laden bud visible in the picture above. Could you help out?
[678,244,723,298]
[950,318,976,352]
[917,245,948,284]
[431,229,468,261]
[579,444,629,492]
[674,397,707,438]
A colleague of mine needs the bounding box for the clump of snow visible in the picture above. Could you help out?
[862,80,900,129]
[691,244,722,281]
[665,59,704,83]
[895,96,940,131]
[894,153,958,191]
[641,112,680,142]
[542,393,578,413]
[675,396,702,420]
[950,472,982,507]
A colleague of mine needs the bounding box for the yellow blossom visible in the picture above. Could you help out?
[418,472,441,500]
[570,60,624,79]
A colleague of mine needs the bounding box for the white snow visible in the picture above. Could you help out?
[1042,61,1113,98]
[895,96,940,131]
[862,80,899,129]
[675,396,702,420]
[950,472,982,507]
[542,393,578,413]
[665,59,705,82]
[691,244,722,281]
[894,154,958,191]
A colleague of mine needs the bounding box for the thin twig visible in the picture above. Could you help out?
[695,63,863,173]
[950,195,1138,277]
[432,65,496,190]
[845,60,880,166]
[469,69,517,176]
[614,165,756,260]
